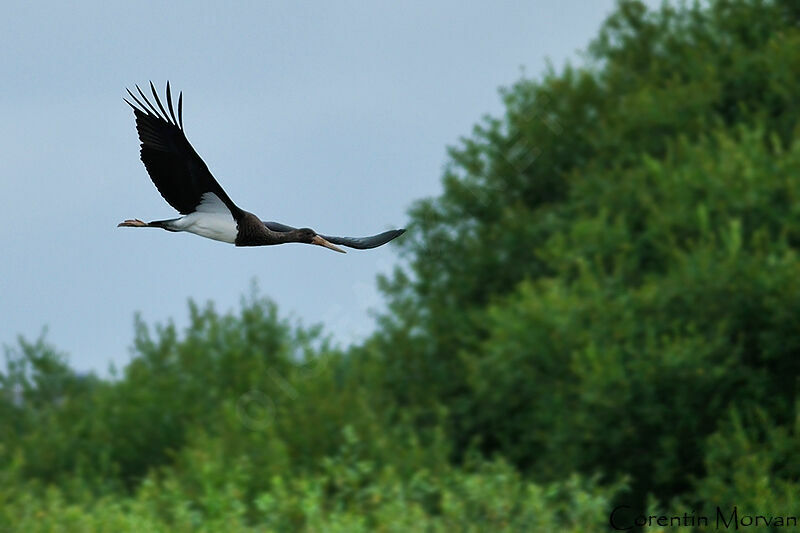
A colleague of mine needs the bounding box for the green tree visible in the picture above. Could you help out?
[374,0,800,507]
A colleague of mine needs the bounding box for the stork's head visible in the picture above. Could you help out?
[296,228,346,253]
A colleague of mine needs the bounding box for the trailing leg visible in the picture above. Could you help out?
[117,218,180,232]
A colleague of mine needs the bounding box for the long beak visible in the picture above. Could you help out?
[312,235,346,253]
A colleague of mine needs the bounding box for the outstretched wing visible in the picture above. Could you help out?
[125,82,242,217]
[263,221,406,250]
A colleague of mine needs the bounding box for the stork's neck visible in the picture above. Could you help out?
[235,212,302,247]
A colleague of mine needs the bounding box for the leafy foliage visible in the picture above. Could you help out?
[376,0,800,509]
[0,297,620,531]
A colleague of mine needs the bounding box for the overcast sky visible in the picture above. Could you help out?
[1,0,658,375]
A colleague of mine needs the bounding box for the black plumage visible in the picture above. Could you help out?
[124,82,240,217]
[263,221,405,250]
[120,82,405,253]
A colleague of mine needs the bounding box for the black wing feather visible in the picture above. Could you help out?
[149,81,172,124]
[263,221,406,250]
[136,84,161,116]
[178,91,184,130]
[165,82,178,125]
[125,81,241,216]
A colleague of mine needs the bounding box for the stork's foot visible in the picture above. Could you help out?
[118,219,148,227]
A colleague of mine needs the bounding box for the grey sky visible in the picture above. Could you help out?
[1,1,655,374]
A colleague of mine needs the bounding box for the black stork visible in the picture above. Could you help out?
[119,82,405,253]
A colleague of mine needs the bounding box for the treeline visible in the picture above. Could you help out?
[4,1,800,531]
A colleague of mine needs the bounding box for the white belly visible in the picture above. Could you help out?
[168,192,238,244]
[172,211,238,243]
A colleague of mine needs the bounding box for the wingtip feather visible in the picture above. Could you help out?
[125,88,150,114]
[178,91,184,129]
[149,81,171,122]
[136,84,160,116]
[165,81,178,125]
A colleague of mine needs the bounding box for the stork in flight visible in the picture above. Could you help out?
[119,82,405,253]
